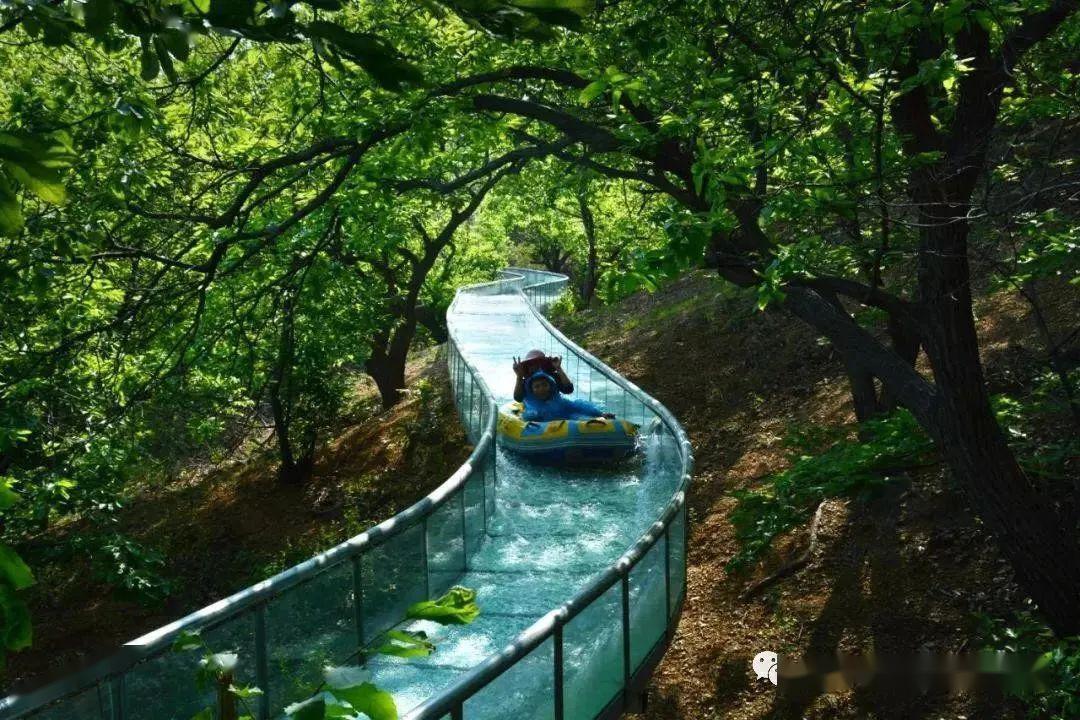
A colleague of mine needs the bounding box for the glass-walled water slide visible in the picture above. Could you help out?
[1,269,692,720]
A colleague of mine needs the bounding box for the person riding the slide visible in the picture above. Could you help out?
[512,349,573,402]
[519,369,616,422]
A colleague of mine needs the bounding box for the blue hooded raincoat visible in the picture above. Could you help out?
[521,370,607,422]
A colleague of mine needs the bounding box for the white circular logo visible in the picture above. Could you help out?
[753,650,778,686]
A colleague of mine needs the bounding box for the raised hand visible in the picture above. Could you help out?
[513,356,526,378]
[550,355,562,370]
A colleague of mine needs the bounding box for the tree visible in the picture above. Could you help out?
[433,0,1080,632]
[330,166,514,407]
[0,0,1076,654]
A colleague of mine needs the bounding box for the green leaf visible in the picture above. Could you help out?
[0,547,34,590]
[306,21,422,90]
[0,481,20,511]
[140,38,160,81]
[229,684,263,699]
[0,172,22,236]
[154,36,179,83]
[172,629,204,652]
[405,586,479,625]
[332,683,397,720]
[285,697,326,720]
[83,0,115,37]
[510,0,596,29]
[578,80,607,105]
[200,651,239,675]
[0,583,32,651]
[371,629,435,658]
[190,709,213,720]
[160,30,191,62]
[2,162,65,205]
[207,0,256,27]
[0,132,73,205]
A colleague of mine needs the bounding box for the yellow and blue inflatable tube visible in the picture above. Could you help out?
[497,401,640,464]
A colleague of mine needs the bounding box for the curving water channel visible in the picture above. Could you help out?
[1,269,690,720]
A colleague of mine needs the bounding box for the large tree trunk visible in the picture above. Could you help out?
[879,316,920,412]
[367,318,416,410]
[366,351,408,409]
[919,215,1080,635]
[268,290,313,485]
[268,388,299,484]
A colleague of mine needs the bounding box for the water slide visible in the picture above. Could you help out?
[1,269,692,720]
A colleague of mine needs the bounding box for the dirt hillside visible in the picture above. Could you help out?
[555,270,1074,720]
[9,346,469,691]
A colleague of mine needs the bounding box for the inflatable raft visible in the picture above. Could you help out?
[497,401,640,464]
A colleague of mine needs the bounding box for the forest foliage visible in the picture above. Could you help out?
[0,0,1077,704]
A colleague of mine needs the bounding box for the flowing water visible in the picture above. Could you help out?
[365,283,686,719]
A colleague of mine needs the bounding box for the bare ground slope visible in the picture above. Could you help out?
[554,270,1074,720]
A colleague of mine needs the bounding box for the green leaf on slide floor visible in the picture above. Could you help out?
[405,585,479,625]
[285,697,326,720]
[371,629,435,658]
[0,546,34,590]
[331,683,397,720]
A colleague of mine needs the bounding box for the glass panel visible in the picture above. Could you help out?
[485,446,497,520]
[123,648,215,720]
[203,612,259,687]
[463,372,474,439]
[629,538,667,672]
[462,637,553,720]
[669,505,687,615]
[563,583,624,720]
[122,613,257,719]
[595,369,609,412]
[265,563,355,717]
[361,523,427,641]
[426,489,465,598]
[25,684,112,720]
[463,471,486,568]
[636,402,653,432]
[467,374,482,442]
